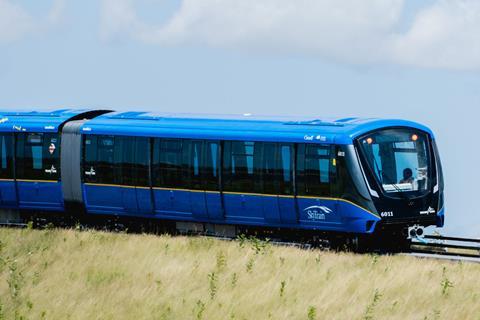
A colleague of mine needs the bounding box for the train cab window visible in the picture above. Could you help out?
[0,134,13,179]
[296,144,333,196]
[357,129,432,196]
[16,133,61,181]
[152,138,187,189]
[223,141,260,193]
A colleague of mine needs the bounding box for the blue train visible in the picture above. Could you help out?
[0,109,444,247]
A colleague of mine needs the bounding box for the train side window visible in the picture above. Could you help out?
[84,135,150,187]
[204,141,220,191]
[296,144,332,196]
[16,133,61,181]
[0,134,13,179]
[223,141,260,193]
[152,138,186,189]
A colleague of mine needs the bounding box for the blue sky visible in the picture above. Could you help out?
[1,0,479,236]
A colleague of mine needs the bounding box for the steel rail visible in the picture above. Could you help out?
[423,235,480,243]
[409,248,480,259]
[405,252,480,263]
[411,241,480,252]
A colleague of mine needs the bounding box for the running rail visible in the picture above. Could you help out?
[411,235,480,259]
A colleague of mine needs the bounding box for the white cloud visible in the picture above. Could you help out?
[100,0,480,70]
[0,0,33,42]
[0,0,66,43]
[390,1,480,70]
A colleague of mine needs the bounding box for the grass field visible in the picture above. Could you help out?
[0,227,479,320]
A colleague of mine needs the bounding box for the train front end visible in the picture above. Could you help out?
[355,127,444,237]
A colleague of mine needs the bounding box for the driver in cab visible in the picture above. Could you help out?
[400,168,414,184]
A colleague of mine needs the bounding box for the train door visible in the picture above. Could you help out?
[296,144,341,226]
[113,136,153,215]
[188,140,208,219]
[261,143,281,223]
[15,132,63,211]
[277,143,296,224]
[117,136,137,214]
[83,135,124,214]
[152,138,191,218]
[204,141,223,220]
[134,137,153,214]
[0,133,16,208]
[222,141,265,223]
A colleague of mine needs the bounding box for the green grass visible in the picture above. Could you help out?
[0,228,479,319]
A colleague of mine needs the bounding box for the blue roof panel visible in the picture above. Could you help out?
[0,109,100,133]
[81,111,435,144]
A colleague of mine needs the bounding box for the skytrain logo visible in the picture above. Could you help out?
[304,205,333,221]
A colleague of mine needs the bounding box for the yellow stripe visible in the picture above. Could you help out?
[85,182,137,189]
[0,178,14,182]
[223,190,273,197]
[84,183,379,218]
[17,179,58,183]
[151,186,221,194]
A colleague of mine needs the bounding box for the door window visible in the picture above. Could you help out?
[204,141,220,191]
[152,138,187,189]
[223,141,261,193]
[296,144,334,197]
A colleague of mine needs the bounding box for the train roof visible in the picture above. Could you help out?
[80,111,435,144]
[0,109,110,133]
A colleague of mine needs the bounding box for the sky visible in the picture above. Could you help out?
[1,0,479,236]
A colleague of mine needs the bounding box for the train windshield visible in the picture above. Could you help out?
[358,128,431,196]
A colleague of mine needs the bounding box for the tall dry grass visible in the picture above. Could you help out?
[0,227,479,320]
